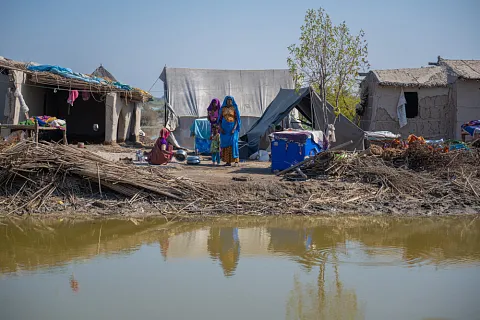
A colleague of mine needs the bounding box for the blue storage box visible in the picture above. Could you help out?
[271,131,323,172]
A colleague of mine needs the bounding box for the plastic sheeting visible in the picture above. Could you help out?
[190,119,212,154]
[244,88,365,153]
[160,67,293,117]
[190,118,211,140]
[27,65,133,90]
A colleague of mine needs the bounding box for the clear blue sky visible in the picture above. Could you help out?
[1,0,479,96]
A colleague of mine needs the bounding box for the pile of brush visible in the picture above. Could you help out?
[0,140,204,215]
[286,144,480,205]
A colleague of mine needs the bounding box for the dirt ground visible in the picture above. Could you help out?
[80,146,478,217]
[3,144,477,218]
[87,145,276,184]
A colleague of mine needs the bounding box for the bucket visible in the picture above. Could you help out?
[78,142,85,148]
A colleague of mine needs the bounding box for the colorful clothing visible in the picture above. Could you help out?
[67,90,79,106]
[18,116,66,130]
[207,98,221,133]
[221,146,239,164]
[210,133,220,153]
[147,128,173,165]
[218,96,241,163]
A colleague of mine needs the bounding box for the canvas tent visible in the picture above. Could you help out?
[243,88,365,153]
[160,67,294,149]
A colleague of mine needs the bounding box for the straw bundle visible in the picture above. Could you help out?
[0,140,202,215]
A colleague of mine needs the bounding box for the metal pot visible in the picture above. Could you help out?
[174,150,187,162]
[186,155,201,165]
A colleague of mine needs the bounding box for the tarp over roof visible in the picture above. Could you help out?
[160,67,294,117]
[372,67,447,87]
[244,88,365,152]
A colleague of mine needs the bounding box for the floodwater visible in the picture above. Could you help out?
[1,217,480,320]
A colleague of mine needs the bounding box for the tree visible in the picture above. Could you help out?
[287,8,368,127]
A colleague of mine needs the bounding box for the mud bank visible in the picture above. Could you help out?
[1,142,479,218]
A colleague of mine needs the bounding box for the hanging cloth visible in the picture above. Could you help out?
[327,124,336,143]
[67,90,79,106]
[397,88,407,128]
[14,88,30,114]
[81,90,90,101]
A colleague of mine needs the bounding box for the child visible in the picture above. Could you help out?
[210,125,221,165]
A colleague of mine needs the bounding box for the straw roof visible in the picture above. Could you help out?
[92,65,117,82]
[439,58,480,80]
[0,57,152,102]
[371,66,448,88]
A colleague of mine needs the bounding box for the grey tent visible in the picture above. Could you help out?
[160,67,294,149]
[243,87,365,153]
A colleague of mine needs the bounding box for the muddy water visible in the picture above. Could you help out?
[1,217,480,320]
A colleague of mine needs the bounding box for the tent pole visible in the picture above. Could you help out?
[164,65,167,128]
[310,87,314,129]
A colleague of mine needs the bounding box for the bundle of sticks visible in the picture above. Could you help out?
[290,145,480,203]
[0,140,203,214]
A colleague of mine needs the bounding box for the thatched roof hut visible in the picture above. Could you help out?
[92,64,118,82]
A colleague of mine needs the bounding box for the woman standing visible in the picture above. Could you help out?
[207,98,221,136]
[218,96,241,166]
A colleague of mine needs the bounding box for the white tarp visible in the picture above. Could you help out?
[160,67,294,149]
[160,67,294,117]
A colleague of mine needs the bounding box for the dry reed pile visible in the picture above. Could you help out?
[296,143,480,208]
[0,140,204,215]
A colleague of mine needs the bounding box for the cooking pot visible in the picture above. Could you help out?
[186,155,201,165]
[174,150,187,162]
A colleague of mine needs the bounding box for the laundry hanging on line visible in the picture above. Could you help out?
[67,90,79,106]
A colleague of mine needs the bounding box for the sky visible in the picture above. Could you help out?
[1,0,479,96]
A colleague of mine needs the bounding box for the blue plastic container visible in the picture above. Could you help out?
[271,132,322,172]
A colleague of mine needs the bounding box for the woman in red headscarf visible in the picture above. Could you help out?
[145,128,173,165]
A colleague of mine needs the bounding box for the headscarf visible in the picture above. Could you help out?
[207,98,221,112]
[207,98,221,124]
[219,96,242,132]
[159,128,170,139]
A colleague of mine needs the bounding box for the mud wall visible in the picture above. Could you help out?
[361,84,452,139]
[105,93,139,144]
[455,80,480,139]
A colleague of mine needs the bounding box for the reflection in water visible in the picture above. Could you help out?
[1,217,480,275]
[286,274,364,320]
[69,274,79,293]
[0,217,479,319]
[208,227,240,277]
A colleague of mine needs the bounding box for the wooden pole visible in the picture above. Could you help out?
[34,119,39,146]
[63,129,68,145]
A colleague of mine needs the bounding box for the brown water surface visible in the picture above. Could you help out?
[0,216,479,320]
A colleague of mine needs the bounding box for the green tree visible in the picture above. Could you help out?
[287,8,368,124]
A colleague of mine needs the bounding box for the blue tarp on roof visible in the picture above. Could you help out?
[27,65,132,91]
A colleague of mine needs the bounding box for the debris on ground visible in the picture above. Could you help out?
[0,140,205,215]
[282,139,480,213]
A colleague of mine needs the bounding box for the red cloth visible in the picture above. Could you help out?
[148,134,173,165]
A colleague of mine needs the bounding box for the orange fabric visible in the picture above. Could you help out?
[222,106,236,123]
[407,134,425,145]
[221,146,239,163]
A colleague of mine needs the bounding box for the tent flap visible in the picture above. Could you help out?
[244,88,365,152]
